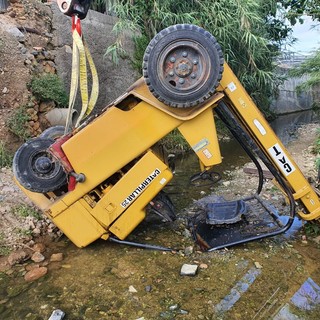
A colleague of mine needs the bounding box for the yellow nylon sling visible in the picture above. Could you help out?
[65,22,99,132]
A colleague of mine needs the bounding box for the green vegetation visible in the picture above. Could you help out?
[90,0,108,13]
[304,220,320,237]
[7,104,31,141]
[30,73,68,107]
[160,129,190,152]
[314,128,320,174]
[7,74,68,140]
[17,228,33,237]
[281,0,320,24]
[103,0,292,114]
[0,232,11,256]
[0,141,13,168]
[12,204,41,220]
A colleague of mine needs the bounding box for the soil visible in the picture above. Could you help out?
[0,0,53,150]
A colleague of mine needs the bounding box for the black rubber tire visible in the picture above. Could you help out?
[13,138,67,193]
[143,24,224,108]
[40,126,65,140]
[148,191,176,222]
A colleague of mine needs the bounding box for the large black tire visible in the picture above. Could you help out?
[13,138,67,193]
[40,125,65,140]
[143,24,224,108]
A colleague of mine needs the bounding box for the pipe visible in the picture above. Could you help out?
[45,108,78,127]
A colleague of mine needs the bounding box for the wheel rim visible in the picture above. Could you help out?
[29,150,60,180]
[158,40,211,95]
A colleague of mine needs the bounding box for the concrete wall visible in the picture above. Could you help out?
[51,3,139,114]
[270,66,313,114]
[270,54,319,114]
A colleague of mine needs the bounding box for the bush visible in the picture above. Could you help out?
[0,142,13,168]
[30,74,68,107]
[7,105,31,141]
[12,204,41,220]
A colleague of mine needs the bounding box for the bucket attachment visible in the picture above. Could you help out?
[206,200,246,225]
[189,194,292,251]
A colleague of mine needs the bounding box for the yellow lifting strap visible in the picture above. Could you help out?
[65,23,99,133]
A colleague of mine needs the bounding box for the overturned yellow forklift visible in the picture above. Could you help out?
[13,0,320,251]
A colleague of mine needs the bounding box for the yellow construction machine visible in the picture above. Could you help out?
[13,0,320,251]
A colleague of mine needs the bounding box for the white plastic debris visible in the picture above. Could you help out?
[48,309,65,320]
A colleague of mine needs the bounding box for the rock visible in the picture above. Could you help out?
[50,253,63,262]
[223,181,231,187]
[313,236,320,244]
[31,252,45,263]
[39,100,55,113]
[184,246,193,256]
[183,228,192,238]
[25,263,40,272]
[180,264,198,276]
[32,227,41,235]
[32,243,46,253]
[129,285,137,293]
[64,45,72,54]
[2,186,14,193]
[24,266,48,282]
[199,263,208,269]
[7,249,30,266]
[6,26,25,42]
[254,261,263,269]
[48,309,65,320]
[145,285,152,292]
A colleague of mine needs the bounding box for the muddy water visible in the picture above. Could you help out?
[2,228,320,319]
[1,111,320,320]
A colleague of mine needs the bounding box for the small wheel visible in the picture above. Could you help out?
[143,24,224,108]
[40,126,65,140]
[13,138,67,193]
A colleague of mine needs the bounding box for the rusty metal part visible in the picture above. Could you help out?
[159,40,210,92]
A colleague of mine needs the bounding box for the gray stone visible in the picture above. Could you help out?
[145,285,152,292]
[6,26,25,42]
[31,252,45,263]
[180,264,198,276]
[184,246,193,256]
